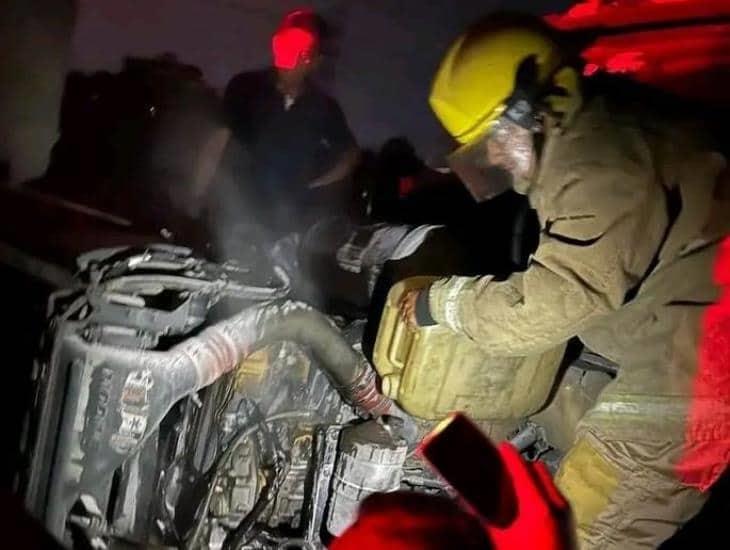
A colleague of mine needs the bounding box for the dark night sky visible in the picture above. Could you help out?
[70,0,574,157]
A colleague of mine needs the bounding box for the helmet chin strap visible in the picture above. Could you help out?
[505,55,579,133]
[501,54,545,131]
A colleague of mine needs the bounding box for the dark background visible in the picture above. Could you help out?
[2,1,728,547]
[69,0,573,160]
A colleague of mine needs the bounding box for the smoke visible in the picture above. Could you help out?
[203,130,311,300]
[205,135,267,258]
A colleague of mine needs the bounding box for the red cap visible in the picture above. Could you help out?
[272,8,319,70]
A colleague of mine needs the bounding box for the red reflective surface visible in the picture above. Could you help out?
[329,493,493,549]
[546,0,730,30]
[333,422,572,550]
[546,0,730,103]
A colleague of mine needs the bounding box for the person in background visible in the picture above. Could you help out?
[223,8,360,236]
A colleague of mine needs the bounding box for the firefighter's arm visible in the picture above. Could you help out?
[423,159,668,357]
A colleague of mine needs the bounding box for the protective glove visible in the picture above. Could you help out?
[400,287,437,327]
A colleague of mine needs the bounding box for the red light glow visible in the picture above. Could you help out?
[271,27,317,70]
[545,0,730,103]
[677,237,730,491]
[604,50,647,73]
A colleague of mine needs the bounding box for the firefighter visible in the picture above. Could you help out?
[400,14,730,548]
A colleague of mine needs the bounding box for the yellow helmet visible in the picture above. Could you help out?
[430,17,564,145]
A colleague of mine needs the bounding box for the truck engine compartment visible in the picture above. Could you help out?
[17,244,450,549]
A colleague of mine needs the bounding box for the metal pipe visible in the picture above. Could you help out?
[509,424,540,452]
[46,301,392,537]
[83,300,387,447]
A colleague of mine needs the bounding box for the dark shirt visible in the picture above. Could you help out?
[223,69,355,231]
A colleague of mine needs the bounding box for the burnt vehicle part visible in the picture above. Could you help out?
[18,245,431,549]
[326,421,408,537]
[32,300,388,542]
[19,243,618,549]
[19,246,289,525]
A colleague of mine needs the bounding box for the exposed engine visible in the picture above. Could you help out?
[18,238,615,549]
[17,244,443,549]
